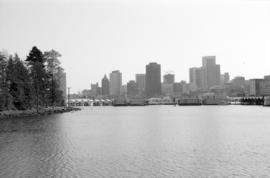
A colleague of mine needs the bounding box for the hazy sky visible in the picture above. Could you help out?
[0,0,270,93]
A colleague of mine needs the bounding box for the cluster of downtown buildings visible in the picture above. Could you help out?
[77,56,270,100]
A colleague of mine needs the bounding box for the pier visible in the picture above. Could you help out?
[228,97,265,105]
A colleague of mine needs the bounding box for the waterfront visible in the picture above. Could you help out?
[1,106,270,177]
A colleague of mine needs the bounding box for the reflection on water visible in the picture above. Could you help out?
[1,106,270,177]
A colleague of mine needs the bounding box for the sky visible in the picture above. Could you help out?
[0,0,270,93]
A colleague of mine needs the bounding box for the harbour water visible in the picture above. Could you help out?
[0,106,270,177]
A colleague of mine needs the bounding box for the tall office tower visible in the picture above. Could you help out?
[220,72,230,86]
[180,80,189,94]
[173,82,183,96]
[262,75,270,96]
[91,83,99,97]
[127,80,138,97]
[162,73,174,96]
[135,74,145,95]
[120,85,127,97]
[101,75,110,96]
[249,76,270,97]
[189,67,203,91]
[231,76,245,87]
[163,73,175,84]
[162,83,174,96]
[145,62,161,98]
[201,56,221,90]
[249,79,264,96]
[109,70,122,97]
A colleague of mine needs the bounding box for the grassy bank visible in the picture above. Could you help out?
[0,107,81,119]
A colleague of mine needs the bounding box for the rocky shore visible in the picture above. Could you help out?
[0,107,81,119]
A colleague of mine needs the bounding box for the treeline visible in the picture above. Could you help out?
[0,46,66,111]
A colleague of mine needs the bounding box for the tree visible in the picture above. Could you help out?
[0,52,7,110]
[6,54,33,110]
[26,46,47,112]
[44,50,64,106]
[0,47,66,111]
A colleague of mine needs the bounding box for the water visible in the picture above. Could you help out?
[1,106,270,177]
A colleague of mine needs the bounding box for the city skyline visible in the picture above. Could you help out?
[86,56,268,95]
[81,56,270,100]
[1,0,270,93]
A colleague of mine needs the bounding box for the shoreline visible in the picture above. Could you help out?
[0,107,81,119]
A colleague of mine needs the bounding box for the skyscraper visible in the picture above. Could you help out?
[173,82,183,96]
[189,67,202,91]
[201,56,221,89]
[101,75,109,96]
[109,70,122,97]
[220,72,230,86]
[162,83,174,96]
[127,80,138,97]
[163,73,175,84]
[249,76,270,96]
[249,79,264,96]
[91,83,99,97]
[162,73,174,96]
[120,85,127,97]
[136,74,145,96]
[145,62,161,98]
[231,76,245,87]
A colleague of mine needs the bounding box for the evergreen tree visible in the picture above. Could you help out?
[0,52,7,110]
[26,46,47,112]
[6,54,33,110]
[0,47,65,111]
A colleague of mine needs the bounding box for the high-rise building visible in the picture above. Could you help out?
[145,62,161,98]
[127,80,138,97]
[120,85,127,97]
[220,72,230,86]
[250,76,270,96]
[262,75,270,96]
[173,82,183,96]
[101,75,109,96]
[189,67,202,91]
[162,83,174,96]
[163,73,175,84]
[201,56,221,89]
[109,70,122,97]
[231,76,245,87]
[136,74,145,96]
[91,83,99,97]
[162,73,174,96]
[226,76,247,97]
[180,80,189,94]
[249,79,264,96]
